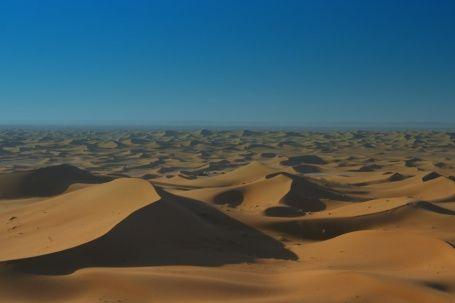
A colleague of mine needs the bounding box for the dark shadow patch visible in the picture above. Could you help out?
[282,183,326,212]
[356,164,382,172]
[422,281,451,293]
[266,200,455,241]
[280,155,326,166]
[141,173,160,180]
[157,167,176,174]
[388,173,407,182]
[214,190,243,208]
[281,174,352,213]
[260,153,276,158]
[413,201,455,215]
[422,172,441,182]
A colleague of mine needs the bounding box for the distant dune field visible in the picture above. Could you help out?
[0,129,454,302]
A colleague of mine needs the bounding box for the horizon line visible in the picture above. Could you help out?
[0,121,454,132]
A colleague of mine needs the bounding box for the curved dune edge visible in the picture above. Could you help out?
[170,173,294,211]
[0,267,452,303]
[152,161,280,188]
[369,175,455,202]
[170,172,352,215]
[0,178,160,261]
[294,229,455,270]
[0,230,453,303]
[264,199,455,241]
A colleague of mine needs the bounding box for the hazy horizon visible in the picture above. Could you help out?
[1,121,455,132]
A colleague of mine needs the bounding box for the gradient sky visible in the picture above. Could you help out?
[0,0,454,126]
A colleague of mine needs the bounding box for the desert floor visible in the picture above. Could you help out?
[0,129,454,303]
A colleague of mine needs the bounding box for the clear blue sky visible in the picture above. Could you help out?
[0,0,454,126]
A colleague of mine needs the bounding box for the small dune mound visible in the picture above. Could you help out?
[280,155,327,166]
[0,165,113,199]
[405,157,421,167]
[260,152,276,158]
[292,164,321,174]
[7,190,296,275]
[357,164,382,172]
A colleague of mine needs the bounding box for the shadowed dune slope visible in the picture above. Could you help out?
[172,173,294,210]
[0,164,113,199]
[265,199,455,240]
[5,189,296,275]
[279,173,352,212]
[172,172,352,216]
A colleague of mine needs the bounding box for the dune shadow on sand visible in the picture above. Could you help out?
[214,189,244,207]
[266,200,455,240]
[280,173,353,213]
[7,190,297,275]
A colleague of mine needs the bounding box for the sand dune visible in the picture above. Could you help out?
[0,130,454,302]
[7,189,295,275]
[0,178,159,261]
[155,161,279,188]
[0,164,112,199]
[368,173,455,202]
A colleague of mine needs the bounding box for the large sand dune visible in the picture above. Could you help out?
[0,129,454,302]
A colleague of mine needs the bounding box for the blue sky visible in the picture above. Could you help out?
[0,0,454,126]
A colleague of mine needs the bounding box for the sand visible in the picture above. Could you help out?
[0,129,454,302]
